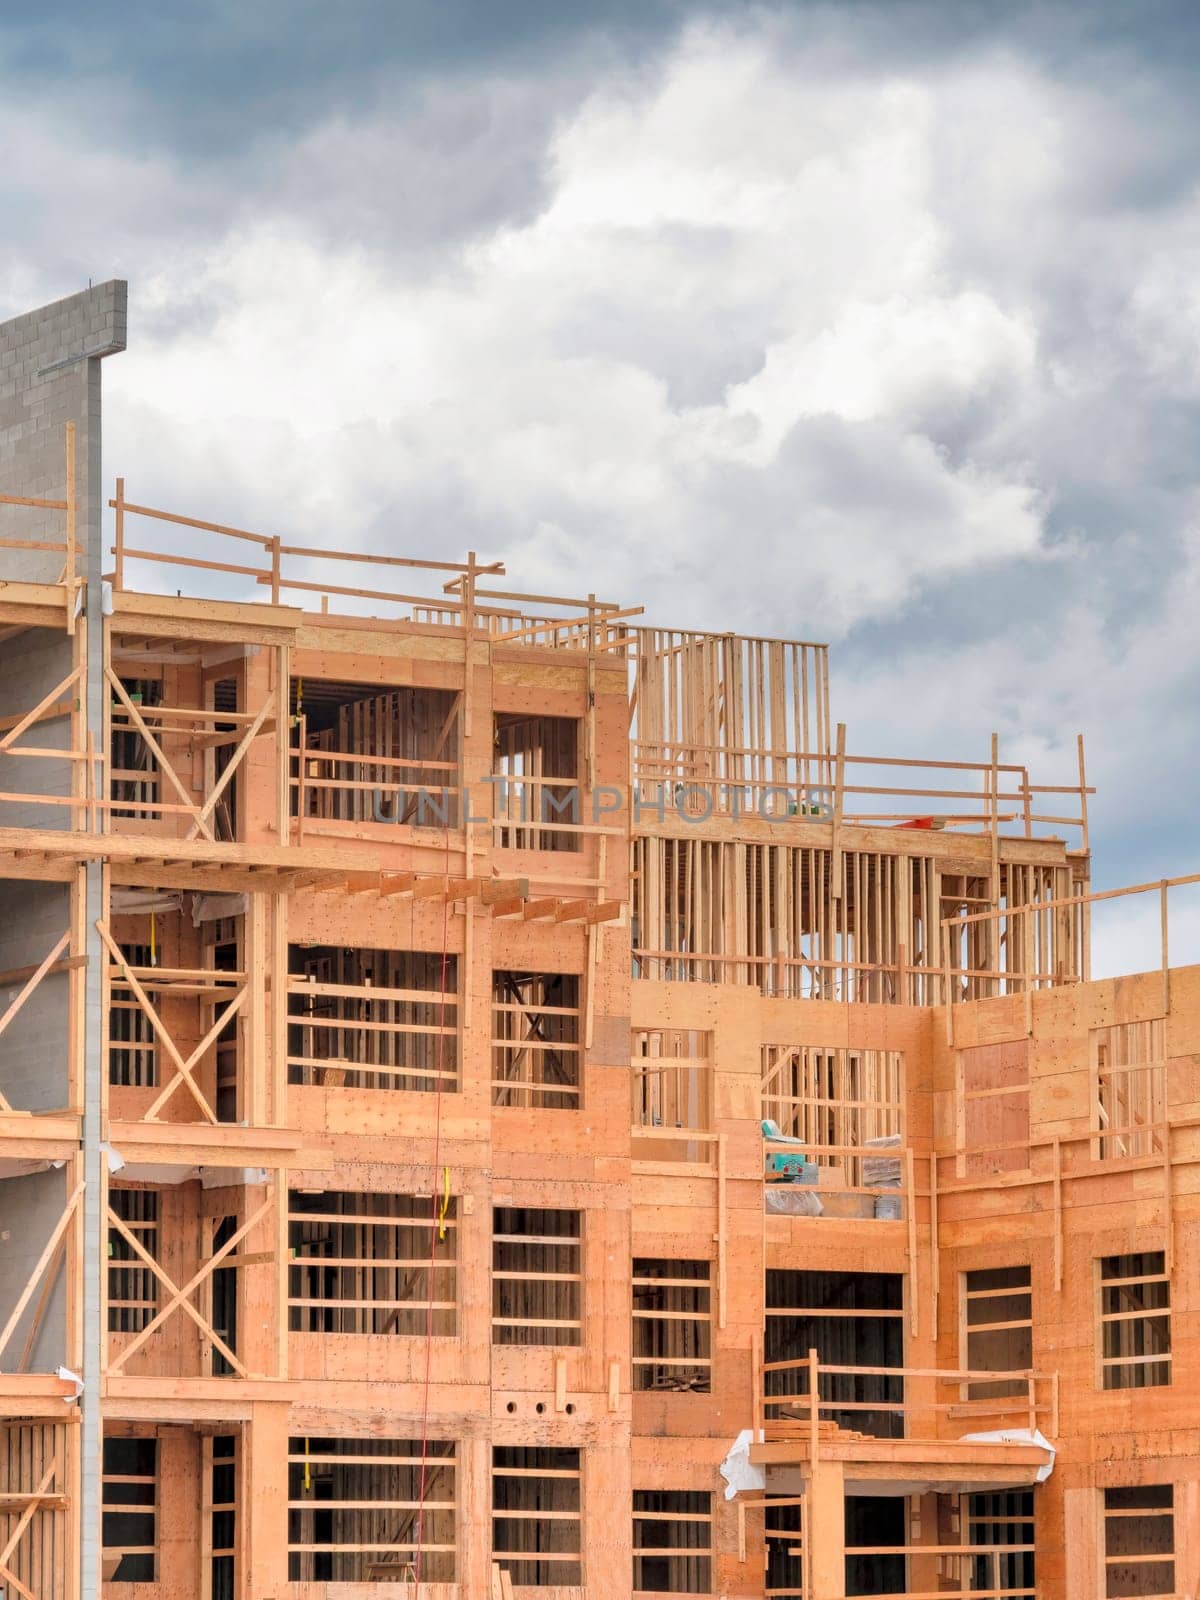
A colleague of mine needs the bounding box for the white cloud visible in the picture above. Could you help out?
[99,22,1066,643]
[725,291,1036,447]
[6,8,1199,907]
[1090,884,1200,981]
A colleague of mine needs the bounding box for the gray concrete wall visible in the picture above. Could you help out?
[0,878,71,1112]
[0,282,126,582]
[0,1168,70,1372]
[0,626,75,827]
[2,283,126,1599]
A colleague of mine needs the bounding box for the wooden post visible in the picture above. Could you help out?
[716,1132,728,1330]
[805,1456,846,1600]
[751,1329,763,1441]
[275,646,291,842]
[247,892,267,1127]
[113,474,125,591]
[807,1347,820,1465]
[1053,1136,1064,1293]
[64,422,76,633]
[929,1153,939,1340]
[270,892,288,1126]
[464,550,477,634]
[830,723,846,899]
[1163,1124,1174,1277]
[1161,880,1170,1016]
[906,1147,919,1338]
[989,732,1000,986]
[586,593,597,790]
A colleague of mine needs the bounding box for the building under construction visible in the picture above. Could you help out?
[0,280,1195,1599]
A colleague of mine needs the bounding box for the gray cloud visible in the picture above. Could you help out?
[2,0,1199,905]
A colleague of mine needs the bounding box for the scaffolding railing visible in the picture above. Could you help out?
[632,725,1091,848]
[758,1353,1055,1443]
[107,483,642,644]
[941,869,1200,1013]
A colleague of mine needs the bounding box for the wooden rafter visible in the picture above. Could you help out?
[324,872,531,905]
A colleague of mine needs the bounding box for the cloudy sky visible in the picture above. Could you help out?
[2,0,1198,958]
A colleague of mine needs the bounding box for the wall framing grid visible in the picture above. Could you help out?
[1,284,1197,1600]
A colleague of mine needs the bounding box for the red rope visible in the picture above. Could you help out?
[413,818,453,1584]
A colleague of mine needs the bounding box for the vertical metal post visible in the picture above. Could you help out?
[80,354,106,1600]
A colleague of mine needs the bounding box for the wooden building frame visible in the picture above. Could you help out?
[3,291,1200,1599]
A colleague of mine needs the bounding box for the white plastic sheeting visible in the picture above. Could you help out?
[719,1429,766,1500]
[57,1366,83,1403]
[961,1427,1056,1482]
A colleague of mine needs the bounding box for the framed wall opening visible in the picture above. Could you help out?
[765,1270,904,1438]
[106,650,263,843]
[1092,1020,1166,1160]
[205,1433,238,1600]
[492,1207,581,1346]
[292,679,461,829]
[764,1494,803,1600]
[107,1188,159,1335]
[107,938,156,1089]
[632,1259,711,1392]
[109,674,164,823]
[493,712,581,853]
[632,1029,713,1163]
[1103,1484,1173,1598]
[104,887,250,1124]
[287,1436,456,1583]
[492,1445,581,1586]
[492,971,581,1109]
[845,1495,905,1596]
[966,1489,1035,1599]
[962,1266,1033,1403]
[289,1189,457,1336]
[1099,1252,1171,1390]
[209,1214,239,1379]
[288,945,459,1093]
[762,1043,904,1215]
[102,1432,158,1582]
[632,1490,712,1594]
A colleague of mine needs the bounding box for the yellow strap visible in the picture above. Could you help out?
[149,911,157,968]
[438,1166,451,1241]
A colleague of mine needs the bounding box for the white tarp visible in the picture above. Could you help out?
[719,1429,766,1500]
[57,1366,83,1403]
[960,1427,1056,1482]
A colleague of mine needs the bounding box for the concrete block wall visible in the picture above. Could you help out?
[0,878,72,1113]
[0,281,126,580]
[0,626,76,827]
[1,283,126,1600]
[0,1168,71,1372]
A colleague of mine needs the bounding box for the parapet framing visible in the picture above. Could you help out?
[0,282,1195,1600]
